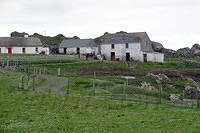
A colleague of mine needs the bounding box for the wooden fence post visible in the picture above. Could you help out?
[159,85,162,104]
[196,86,199,108]
[67,79,70,95]
[126,78,128,86]
[39,68,42,76]
[57,68,61,77]
[21,75,25,89]
[7,60,9,67]
[123,82,126,100]
[93,72,96,96]
[33,75,36,91]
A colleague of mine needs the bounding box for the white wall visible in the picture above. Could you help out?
[100,43,164,63]
[101,43,141,60]
[59,47,98,55]
[0,47,49,55]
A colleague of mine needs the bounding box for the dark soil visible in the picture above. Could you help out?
[62,65,200,81]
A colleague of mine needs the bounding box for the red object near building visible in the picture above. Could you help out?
[8,47,12,54]
[143,54,147,62]
[40,51,46,55]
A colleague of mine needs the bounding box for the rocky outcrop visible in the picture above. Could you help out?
[152,41,164,52]
[170,94,182,102]
[191,44,200,55]
[11,31,29,37]
[141,82,155,90]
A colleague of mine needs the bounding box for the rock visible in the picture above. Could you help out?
[191,44,200,55]
[170,94,182,102]
[152,41,164,52]
[177,47,192,57]
[141,82,155,90]
[10,31,29,37]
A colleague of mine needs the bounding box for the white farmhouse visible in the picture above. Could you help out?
[0,36,49,54]
[100,32,164,63]
[59,39,98,55]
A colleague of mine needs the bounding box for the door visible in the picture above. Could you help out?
[126,53,130,61]
[77,48,80,54]
[111,52,115,61]
[8,47,12,54]
[22,48,26,54]
[64,48,67,54]
[143,54,147,62]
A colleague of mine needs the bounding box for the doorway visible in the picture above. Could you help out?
[111,52,115,61]
[8,47,12,54]
[77,48,80,54]
[126,53,130,61]
[143,54,147,62]
[64,48,67,54]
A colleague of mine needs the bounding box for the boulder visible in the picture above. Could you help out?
[141,82,155,90]
[152,41,164,52]
[170,94,182,102]
[177,47,192,57]
[191,44,200,55]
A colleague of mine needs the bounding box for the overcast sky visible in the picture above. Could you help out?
[0,0,200,50]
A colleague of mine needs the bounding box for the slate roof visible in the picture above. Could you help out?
[101,32,147,44]
[0,37,43,47]
[60,39,97,48]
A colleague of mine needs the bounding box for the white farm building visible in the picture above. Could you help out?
[59,39,98,55]
[0,37,49,54]
[100,32,164,63]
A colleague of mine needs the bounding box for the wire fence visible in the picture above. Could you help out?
[12,66,200,109]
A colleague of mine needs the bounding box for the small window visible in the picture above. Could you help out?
[126,43,129,48]
[35,47,38,52]
[111,44,115,49]
[22,48,26,53]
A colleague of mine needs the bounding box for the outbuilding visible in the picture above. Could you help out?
[59,39,98,55]
[0,36,49,54]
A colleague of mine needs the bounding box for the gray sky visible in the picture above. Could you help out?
[0,0,200,50]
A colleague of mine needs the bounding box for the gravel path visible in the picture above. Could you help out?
[36,75,68,94]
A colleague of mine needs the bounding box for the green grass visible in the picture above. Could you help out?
[1,73,200,132]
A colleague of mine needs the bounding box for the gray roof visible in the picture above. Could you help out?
[102,34,140,44]
[60,39,97,48]
[0,37,43,47]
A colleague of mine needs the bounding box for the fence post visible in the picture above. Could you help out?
[123,82,126,100]
[21,75,25,89]
[159,85,162,104]
[126,78,128,86]
[67,79,70,95]
[7,60,9,67]
[33,75,36,91]
[93,72,96,96]
[39,68,42,76]
[57,68,61,77]
[196,86,199,108]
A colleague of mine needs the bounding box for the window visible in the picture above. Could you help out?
[35,47,38,52]
[22,48,26,53]
[126,43,129,48]
[111,44,115,49]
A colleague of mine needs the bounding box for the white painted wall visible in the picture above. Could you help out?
[59,47,98,55]
[101,43,164,63]
[0,47,49,55]
[141,52,164,63]
[101,43,141,61]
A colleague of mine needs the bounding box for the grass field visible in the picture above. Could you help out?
[1,73,200,133]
